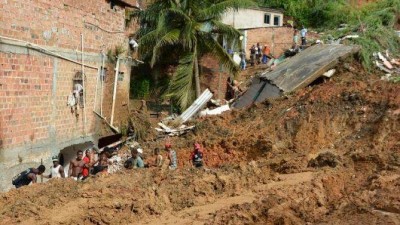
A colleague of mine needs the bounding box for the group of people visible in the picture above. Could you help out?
[249,43,271,68]
[235,43,272,71]
[11,142,205,189]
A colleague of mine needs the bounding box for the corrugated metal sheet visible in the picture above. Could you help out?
[232,77,281,109]
[260,44,360,92]
[178,89,213,123]
[233,44,359,109]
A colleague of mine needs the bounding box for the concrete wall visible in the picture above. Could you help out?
[221,8,284,29]
[0,0,136,191]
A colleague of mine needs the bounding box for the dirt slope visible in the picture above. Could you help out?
[0,61,399,225]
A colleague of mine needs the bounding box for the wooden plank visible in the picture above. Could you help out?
[260,44,360,93]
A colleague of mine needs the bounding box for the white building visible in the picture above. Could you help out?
[221,7,284,29]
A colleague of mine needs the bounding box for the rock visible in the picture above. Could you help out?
[308,152,340,168]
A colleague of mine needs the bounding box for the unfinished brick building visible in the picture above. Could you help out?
[0,0,141,191]
[201,7,293,100]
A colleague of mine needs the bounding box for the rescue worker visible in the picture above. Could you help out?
[12,165,46,188]
[44,156,65,179]
[189,143,205,168]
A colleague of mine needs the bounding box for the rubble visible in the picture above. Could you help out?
[374,51,400,82]
[155,89,213,137]
[0,60,399,225]
[234,44,359,108]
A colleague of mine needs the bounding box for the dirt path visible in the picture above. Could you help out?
[139,172,315,225]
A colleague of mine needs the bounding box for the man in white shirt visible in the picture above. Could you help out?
[44,156,65,179]
[301,26,308,47]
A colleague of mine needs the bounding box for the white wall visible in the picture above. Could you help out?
[221,8,283,29]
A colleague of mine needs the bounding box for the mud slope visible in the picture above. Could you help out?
[0,62,399,225]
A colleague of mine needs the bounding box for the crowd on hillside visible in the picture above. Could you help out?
[11,142,205,189]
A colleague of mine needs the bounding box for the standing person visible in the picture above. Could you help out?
[239,50,246,70]
[68,150,85,180]
[249,45,256,66]
[189,143,205,168]
[43,156,65,179]
[12,165,46,188]
[293,29,299,51]
[262,45,270,64]
[300,26,308,47]
[256,43,262,64]
[165,143,177,170]
[82,149,92,179]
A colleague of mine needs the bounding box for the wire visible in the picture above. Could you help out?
[84,21,125,34]
[0,35,98,69]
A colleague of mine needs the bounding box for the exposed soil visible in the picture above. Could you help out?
[1,61,399,225]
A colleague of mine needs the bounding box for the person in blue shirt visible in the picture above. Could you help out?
[124,148,144,169]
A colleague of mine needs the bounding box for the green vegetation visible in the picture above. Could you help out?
[107,45,126,63]
[259,0,400,70]
[132,0,255,110]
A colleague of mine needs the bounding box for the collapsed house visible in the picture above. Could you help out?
[233,44,360,108]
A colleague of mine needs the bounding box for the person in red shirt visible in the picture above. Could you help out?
[82,148,92,178]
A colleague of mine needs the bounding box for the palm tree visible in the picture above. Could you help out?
[134,0,255,109]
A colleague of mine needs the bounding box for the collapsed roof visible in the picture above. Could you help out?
[233,44,360,108]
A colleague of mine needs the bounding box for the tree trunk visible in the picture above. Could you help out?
[194,56,201,98]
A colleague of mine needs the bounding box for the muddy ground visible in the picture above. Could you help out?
[0,61,399,225]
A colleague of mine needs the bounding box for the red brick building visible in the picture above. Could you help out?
[201,8,294,100]
[0,0,140,191]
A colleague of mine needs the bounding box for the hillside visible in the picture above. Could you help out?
[0,61,399,225]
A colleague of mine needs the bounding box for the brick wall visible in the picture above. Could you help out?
[101,61,131,128]
[246,27,294,58]
[199,27,294,100]
[0,0,136,191]
[0,0,132,53]
[200,55,230,100]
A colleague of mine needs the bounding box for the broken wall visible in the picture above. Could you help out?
[0,0,136,191]
[200,54,230,100]
[199,27,294,100]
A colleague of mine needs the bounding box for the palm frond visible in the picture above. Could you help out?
[150,29,181,67]
[167,53,196,109]
[211,20,241,38]
[199,35,240,77]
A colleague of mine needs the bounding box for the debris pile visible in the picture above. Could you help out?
[374,51,400,82]
[155,89,213,137]
[0,60,399,225]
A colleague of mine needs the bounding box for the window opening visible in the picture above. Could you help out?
[73,72,84,108]
[274,15,280,26]
[118,71,124,81]
[264,14,271,24]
